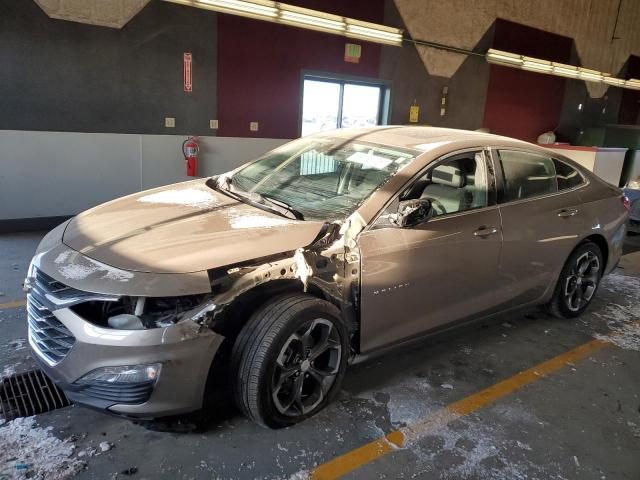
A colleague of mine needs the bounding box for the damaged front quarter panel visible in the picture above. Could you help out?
[33,208,366,355]
[200,212,366,351]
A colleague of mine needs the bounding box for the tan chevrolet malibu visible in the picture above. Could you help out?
[25,126,629,428]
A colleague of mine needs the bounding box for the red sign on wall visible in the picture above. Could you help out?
[183,52,193,92]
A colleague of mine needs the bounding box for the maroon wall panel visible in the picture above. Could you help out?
[483,20,573,142]
[217,0,384,138]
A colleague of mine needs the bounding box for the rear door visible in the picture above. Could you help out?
[358,149,502,352]
[491,149,587,308]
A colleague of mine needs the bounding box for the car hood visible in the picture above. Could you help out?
[62,179,325,274]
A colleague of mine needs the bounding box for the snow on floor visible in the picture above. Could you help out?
[0,416,85,480]
[405,404,564,480]
[0,338,30,378]
[594,273,640,351]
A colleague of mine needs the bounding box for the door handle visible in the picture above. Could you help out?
[473,226,498,237]
[558,208,579,218]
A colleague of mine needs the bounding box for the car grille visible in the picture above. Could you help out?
[27,269,77,366]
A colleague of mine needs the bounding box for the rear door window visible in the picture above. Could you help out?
[497,150,557,202]
[553,159,584,190]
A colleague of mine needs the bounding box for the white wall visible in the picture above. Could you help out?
[0,130,289,220]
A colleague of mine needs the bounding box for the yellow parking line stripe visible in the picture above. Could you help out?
[311,338,609,480]
[0,299,26,310]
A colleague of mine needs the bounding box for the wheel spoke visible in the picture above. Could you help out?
[574,288,583,309]
[583,273,599,285]
[273,366,298,393]
[565,276,578,296]
[308,367,333,399]
[300,321,318,352]
[292,375,305,414]
[583,283,596,301]
[308,324,339,361]
[271,317,342,417]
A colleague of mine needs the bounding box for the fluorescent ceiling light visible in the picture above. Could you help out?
[486,48,637,90]
[486,49,523,66]
[163,0,403,46]
[279,5,345,33]
[577,67,605,82]
[551,62,579,78]
[345,20,404,46]
[196,0,277,18]
[626,79,640,90]
[522,57,553,73]
[603,77,625,86]
[578,71,604,82]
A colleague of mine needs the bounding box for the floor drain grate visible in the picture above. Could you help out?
[0,369,72,421]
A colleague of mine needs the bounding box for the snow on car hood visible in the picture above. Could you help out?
[62,179,325,274]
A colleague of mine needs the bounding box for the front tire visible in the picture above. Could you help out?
[548,241,603,318]
[230,293,348,428]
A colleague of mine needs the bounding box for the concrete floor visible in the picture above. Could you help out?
[1,232,639,480]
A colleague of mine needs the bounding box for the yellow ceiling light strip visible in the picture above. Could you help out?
[487,49,640,90]
[164,0,403,46]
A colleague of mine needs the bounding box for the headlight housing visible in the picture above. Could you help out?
[73,294,213,330]
[76,364,161,385]
[627,178,640,189]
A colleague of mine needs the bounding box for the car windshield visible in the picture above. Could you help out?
[229,135,420,222]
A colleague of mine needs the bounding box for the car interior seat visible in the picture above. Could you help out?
[420,163,467,214]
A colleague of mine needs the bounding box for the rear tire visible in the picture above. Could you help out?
[548,241,603,318]
[230,293,348,428]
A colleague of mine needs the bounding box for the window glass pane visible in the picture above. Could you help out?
[232,136,420,222]
[498,151,557,202]
[404,152,488,217]
[553,159,584,190]
[301,80,341,136]
[341,84,381,129]
[300,151,338,175]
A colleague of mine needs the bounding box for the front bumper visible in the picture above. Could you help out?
[30,306,224,418]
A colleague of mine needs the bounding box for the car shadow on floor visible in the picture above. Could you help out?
[139,306,552,434]
[622,233,640,255]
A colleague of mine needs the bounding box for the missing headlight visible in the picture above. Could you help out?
[71,294,208,329]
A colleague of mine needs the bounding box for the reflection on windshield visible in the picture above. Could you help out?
[230,136,420,222]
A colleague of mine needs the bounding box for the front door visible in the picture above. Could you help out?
[358,150,502,353]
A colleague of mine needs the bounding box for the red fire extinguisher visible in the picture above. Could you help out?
[182,136,199,177]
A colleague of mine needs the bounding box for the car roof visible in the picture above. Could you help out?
[326,125,537,152]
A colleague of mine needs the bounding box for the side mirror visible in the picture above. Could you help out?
[391,198,433,228]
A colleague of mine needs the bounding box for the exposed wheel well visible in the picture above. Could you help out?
[211,280,331,340]
[582,234,609,271]
[202,280,333,404]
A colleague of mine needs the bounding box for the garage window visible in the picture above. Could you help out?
[300,75,389,136]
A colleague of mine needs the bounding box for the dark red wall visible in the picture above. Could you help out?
[217,0,384,138]
[618,55,640,125]
[483,20,573,142]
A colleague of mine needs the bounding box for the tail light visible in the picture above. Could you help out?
[622,195,630,210]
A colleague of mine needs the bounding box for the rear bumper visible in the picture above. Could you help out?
[30,307,224,419]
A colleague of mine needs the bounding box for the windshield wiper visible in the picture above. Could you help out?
[261,195,305,221]
[211,176,303,221]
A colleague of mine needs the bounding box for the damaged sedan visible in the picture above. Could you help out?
[25,126,628,428]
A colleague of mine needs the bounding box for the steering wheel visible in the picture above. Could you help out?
[424,197,447,216]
